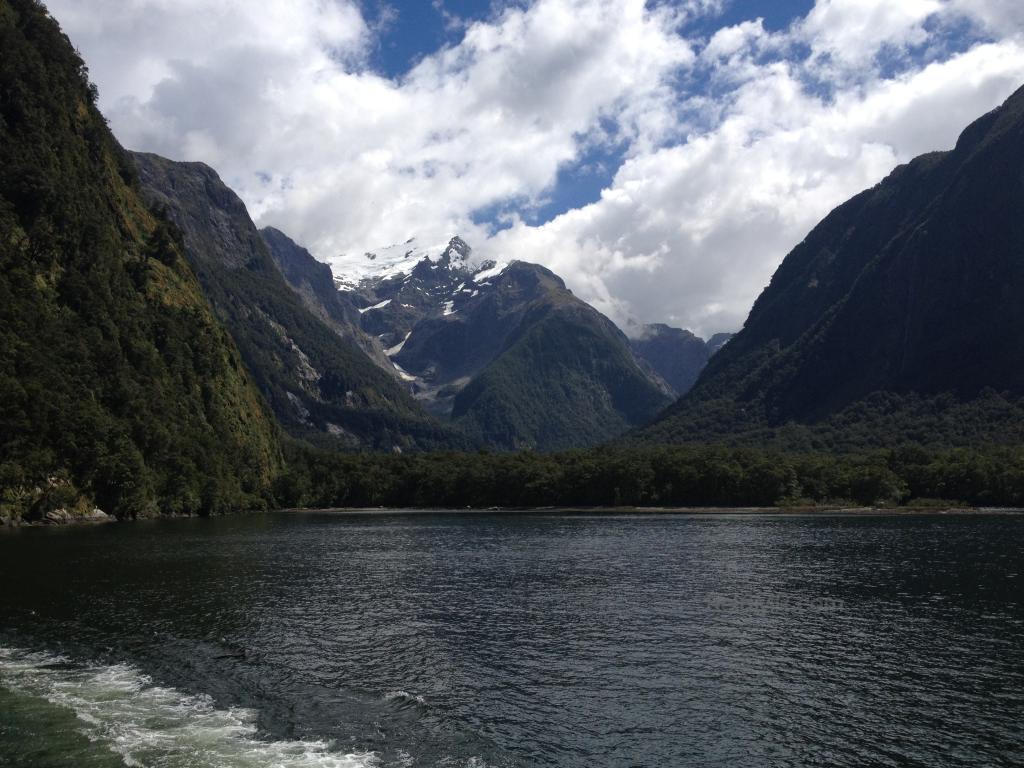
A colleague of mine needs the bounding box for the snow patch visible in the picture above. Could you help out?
[386,332,412,357]
[358,298,392,314]
[391,362,417,382]
[473,261,507,281]
[327,235,483,287]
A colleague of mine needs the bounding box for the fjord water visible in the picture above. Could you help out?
[1,513,1022,768]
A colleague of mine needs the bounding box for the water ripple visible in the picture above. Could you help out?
[1,512,1022,767]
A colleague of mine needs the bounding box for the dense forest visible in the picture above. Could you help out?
[0,0,282,522]
[274,442,1024,510]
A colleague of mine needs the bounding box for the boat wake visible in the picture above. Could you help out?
[0,645,378,768]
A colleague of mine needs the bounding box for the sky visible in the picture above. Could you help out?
[47,0,1024,337]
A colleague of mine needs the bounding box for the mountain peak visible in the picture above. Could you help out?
[445,235,472,260]
[329,235,478,289]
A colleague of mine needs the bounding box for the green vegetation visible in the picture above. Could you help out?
[445,267,672,450]
[635,390,1024,452]
[453,301,672,449]
[275,442,1024,510]
[0,0,282,522]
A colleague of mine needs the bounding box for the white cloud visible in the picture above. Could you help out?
[951,0,1024,36]
[801,0,943,69]
[703,19,768,62]
[488,40,1024,335]
[49,0,694,258]
[45,0,1024,338]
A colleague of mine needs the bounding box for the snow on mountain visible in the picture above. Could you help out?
[358,298,392,313]
[472,260,507,282]
[328,235,480,289]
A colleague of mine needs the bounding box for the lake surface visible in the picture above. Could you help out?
[1,511,1022,767]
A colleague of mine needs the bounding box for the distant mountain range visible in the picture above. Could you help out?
[263,229,726,450]
[124,146,725,451]
[639,83,1024,450]
[628,324,731,397]
[129,142,725,452]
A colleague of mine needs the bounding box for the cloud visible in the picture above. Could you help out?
[488,40,1024,335]
[49,0,694,254]
[952,0,1024,36]
[800,0,944,69]
[46,0,1024,338]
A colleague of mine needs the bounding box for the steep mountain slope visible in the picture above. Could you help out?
[260,226,392,369]
[447,271,675,450]
[131,153,468,451]
[329,238,673,450]
[640,84,1024,449]
[705,333,733,356]
[0,0,281,520]
[629,324,731,397]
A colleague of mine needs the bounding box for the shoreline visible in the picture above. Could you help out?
[289,505,1024,517]
[5,504,1023,529]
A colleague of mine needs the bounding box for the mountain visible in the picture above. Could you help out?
[705,333,733,356]
[327,235,453,290]
[628,324,732,397]
[259,226,393,369]
[0,0,282,520]
[131,153,469,451]
[329,237,673,449]
[639,84,1024,449]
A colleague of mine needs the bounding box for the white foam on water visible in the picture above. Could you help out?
[0,646,378,768]
[382,690,427,706]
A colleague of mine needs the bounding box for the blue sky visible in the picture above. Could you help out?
[356,0,998,239]
[364,1,497,77]
[368,0,818,77]
[367,0,823,230]
[46,0,1024,335]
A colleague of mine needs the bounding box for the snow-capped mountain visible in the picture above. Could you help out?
[334,236,509,404]
[318,236,672,448]
[327,235,484,290]
[268,230,723,450]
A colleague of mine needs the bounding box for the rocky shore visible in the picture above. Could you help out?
[0,507,113,528]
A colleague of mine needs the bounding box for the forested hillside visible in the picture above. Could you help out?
[0,0,282,521]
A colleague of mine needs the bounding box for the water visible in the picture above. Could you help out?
[1,511,1022,767]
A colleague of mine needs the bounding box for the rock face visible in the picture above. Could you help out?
[328,237,674,449]
[132,153,469,451]
[640,84,1024,448]
[40,508,110,525]
[260,227,393,370]
[629,324,732,397]
[0,0,282,518]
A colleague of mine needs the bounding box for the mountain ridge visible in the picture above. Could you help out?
[638,83,1024,449]
[132,152,471,452]
[316,234,679,449]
